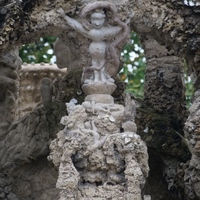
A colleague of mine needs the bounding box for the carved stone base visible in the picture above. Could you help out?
[85,94,114,104]
[82,82,116,104]
[82,82,116,95]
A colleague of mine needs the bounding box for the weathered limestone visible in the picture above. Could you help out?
[0,100,65,199]
[0,48,22,122]
[141,35,188,131]
[0,50,66,199]
[0,100,65,172]
[49,95,149,200]
[139,35,190,161]
[184,89,200,199]
[137,35,190,200]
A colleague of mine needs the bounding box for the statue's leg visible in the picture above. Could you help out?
[90,57,106,82]
[98,59,106,82]
[93,69,100,82]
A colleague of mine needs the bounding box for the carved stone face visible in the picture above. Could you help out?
[90,15,105,29]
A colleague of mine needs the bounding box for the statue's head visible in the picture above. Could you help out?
[90,9,105,29]
[81,2,119,30]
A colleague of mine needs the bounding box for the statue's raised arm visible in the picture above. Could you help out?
[57,8,89,38]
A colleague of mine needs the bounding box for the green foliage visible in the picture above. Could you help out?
[120,32,146,98]
[185,77,194,106]
[184,61,194,107]
[19,36,56,63]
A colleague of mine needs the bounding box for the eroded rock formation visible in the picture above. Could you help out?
[49,94,149,200]
[0,100,65,199]
[184,89,200,199]
[0,48,22,122]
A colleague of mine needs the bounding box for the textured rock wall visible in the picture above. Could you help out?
[0,48,22,122]
[184,89,200,199]
[137,35,190,200]
[141,35,187,129]
[0,101,65,199]
[0,47,68,200]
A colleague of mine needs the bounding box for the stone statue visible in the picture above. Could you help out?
[57,1,129,84]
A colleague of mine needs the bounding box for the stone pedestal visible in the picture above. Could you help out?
[82,82,116,104]
[48,98,149,200]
